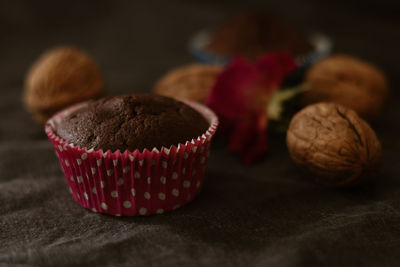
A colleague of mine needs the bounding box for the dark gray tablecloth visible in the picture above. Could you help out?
[1,1,400,266]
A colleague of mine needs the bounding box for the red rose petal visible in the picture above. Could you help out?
[206,52,297,163]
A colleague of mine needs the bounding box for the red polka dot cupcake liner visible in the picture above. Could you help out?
[45,100,218,216]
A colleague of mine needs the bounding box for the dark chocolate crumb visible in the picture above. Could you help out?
[56,94,209,152]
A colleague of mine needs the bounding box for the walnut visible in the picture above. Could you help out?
[286,102,382,187]
[24,46,104,124]
[154,64,222,103]
[303,54,389,121]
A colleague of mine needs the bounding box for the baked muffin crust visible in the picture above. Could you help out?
[55,94,209,151]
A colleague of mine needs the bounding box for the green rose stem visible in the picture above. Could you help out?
[269,82,310,114]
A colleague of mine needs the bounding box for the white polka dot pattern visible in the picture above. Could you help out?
[156,209,164,214]
[139,208,147,215]
[160,176,166,184]
[123,166,130,173]
[101,203,108,210]
[158,193,166,200]
[183,181,191,188]
[45,99,218,217]
[123,201,132,208]
[111,191,118,198]
[172,189,179,197]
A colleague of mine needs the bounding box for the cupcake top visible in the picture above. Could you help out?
[207,11,314,60]
[55,94,209,152]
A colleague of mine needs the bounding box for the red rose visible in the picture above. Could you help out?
[206,53,296,163]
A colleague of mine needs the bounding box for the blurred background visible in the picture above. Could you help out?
[1,1,400,265]
[1,0,399,137]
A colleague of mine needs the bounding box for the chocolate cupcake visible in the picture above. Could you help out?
[46,94,218,216]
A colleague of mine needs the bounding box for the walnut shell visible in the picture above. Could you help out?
[154,64,222,103]
[24,46,104,124]
[286,102,382,187]
[303,54,389,121]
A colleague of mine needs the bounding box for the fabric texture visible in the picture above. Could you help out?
[1,1,400,266]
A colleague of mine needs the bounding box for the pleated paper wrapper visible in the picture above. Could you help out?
[45,100,218,216]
